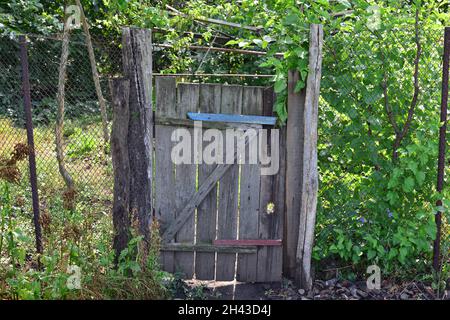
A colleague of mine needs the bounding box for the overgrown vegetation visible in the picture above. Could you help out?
[0,123,169,299]
[1,0,450,299]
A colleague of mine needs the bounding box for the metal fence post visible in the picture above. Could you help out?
[433,26,450,273]
[19,35,43,256]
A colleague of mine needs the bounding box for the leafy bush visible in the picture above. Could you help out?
[314,3,449,278]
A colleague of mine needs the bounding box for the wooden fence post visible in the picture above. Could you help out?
[295,24,323,289]
[285,24,323,289]
[284,70,305,278]
[122,28,154,247]
[110,78,131,264]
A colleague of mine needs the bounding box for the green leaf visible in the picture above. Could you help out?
[294,80,305,92]
[402,176,415,193]
[274,79,287,93]
[338,0,352,8]
[415,171,426,186]
[388,248,398,260]
[283,14,298,26]
[425,223,437,239]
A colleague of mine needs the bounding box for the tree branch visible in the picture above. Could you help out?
[392,8,422,161]
[382,71,400,135]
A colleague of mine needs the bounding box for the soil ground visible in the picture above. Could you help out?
[177,278,450,300]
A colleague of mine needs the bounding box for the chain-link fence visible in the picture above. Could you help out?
[1,23,449,284]
[0,31,122,203]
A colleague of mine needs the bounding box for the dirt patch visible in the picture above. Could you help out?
[178,278,449,300]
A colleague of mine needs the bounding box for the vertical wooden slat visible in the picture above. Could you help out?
[174,83,199,278]
[257,131,286,281]
[216,85,242,281]
[196,84,221,280]
[257,87,284,282]
[236,87,263,282]
[155,76,177,272]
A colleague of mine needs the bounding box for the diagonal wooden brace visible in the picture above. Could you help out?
[162,130,259,243]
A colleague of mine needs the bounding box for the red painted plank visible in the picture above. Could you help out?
[214,239,282,247]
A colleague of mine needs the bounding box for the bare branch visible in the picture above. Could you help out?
[382,71,399,135]
[166,5,263,33]
[393,8,422,160]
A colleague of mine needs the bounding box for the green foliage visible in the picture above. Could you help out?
[0,179,168,300]
[314,1,449,277]
[67,127,98,159]
[1,0,450,287]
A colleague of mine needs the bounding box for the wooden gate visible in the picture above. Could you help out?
[154,76,286,282]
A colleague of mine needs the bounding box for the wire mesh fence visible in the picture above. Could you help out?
[0,31,122,202]
[1,24,449,281]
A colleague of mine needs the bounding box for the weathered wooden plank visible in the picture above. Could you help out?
[162,138,249,243]
[196,84,221,280]
[256,87,274,282]
[110,78,131,265]
[155,76,177,272]
[155,117,261,130]
[257,87,285,282]
[214,239,281,246]
[122,27,153,247]
[257,128,286,282]
[284,70,306,278]
[216,85,242,281]
[174,83,198,278]
[162,243,257,254]
[156,76,177,118]
[187,112,276,125]
[236,86,263,282]
[295,24,323,290]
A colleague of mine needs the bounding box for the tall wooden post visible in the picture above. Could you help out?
[110,78,131,264]
[284,70,305,278]
[295,24,323,290]
[284,24,323,290]
[122,28,154,248]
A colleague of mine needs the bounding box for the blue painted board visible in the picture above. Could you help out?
[187,112,276,126]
